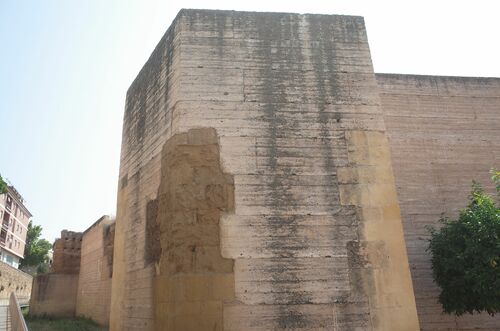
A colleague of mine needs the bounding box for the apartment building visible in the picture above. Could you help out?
[0,185,31,268]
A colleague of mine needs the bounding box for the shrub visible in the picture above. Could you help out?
[427,171,500,316]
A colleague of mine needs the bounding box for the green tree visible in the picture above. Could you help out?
[492,169,500,196]
[427,171,500,316]
[0,174,7,194]
[20,221,52,273]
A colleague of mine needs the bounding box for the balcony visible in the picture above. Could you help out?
[0,229,7,246]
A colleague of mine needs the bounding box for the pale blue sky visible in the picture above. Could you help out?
[1,0,499,242]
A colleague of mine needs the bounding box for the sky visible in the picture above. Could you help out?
[0,0,499,242]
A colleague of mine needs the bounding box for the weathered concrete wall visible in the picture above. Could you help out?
[112,9,419,330]
[110,8,182,330]
[51,230,82,274]
[0,261,32,301]
[29,273,79,317]
[378,74,500,330]
[76,216,115,326]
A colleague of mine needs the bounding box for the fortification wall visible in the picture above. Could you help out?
[0,261,32,302]
[51,230,82,274]
[110,8,182,331]
[76,216,115,326]
[112,9,419,331]
[30,217,114,322]
[378,74,500,330]
[30,230,82,317]
[29,273,79,317]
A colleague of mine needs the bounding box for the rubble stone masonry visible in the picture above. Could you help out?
[111,9,422,331]
[149,128,235,330]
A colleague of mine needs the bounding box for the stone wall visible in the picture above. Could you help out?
[30,230,82,317]
[0,261,31,302]
[29,273,79,317]
[378,74,500,330]
[150,128,235,330]
[30,217,114,322]
[51,230,83,274]
[76,216,115,326]
[111,9,419,331]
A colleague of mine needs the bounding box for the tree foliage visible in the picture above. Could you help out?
[427,171,500,316]
[20,221,52,271]
[0,174,7,194]
[493,169,500,196]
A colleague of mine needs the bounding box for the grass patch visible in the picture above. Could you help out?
[25,315,107,331]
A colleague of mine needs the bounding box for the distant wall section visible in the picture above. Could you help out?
[378,74,500,330]
[51,230,82,274]
[76,216,115,326]
[29,273,79,317]
[30,218,114,324]
[30,230,82,317]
